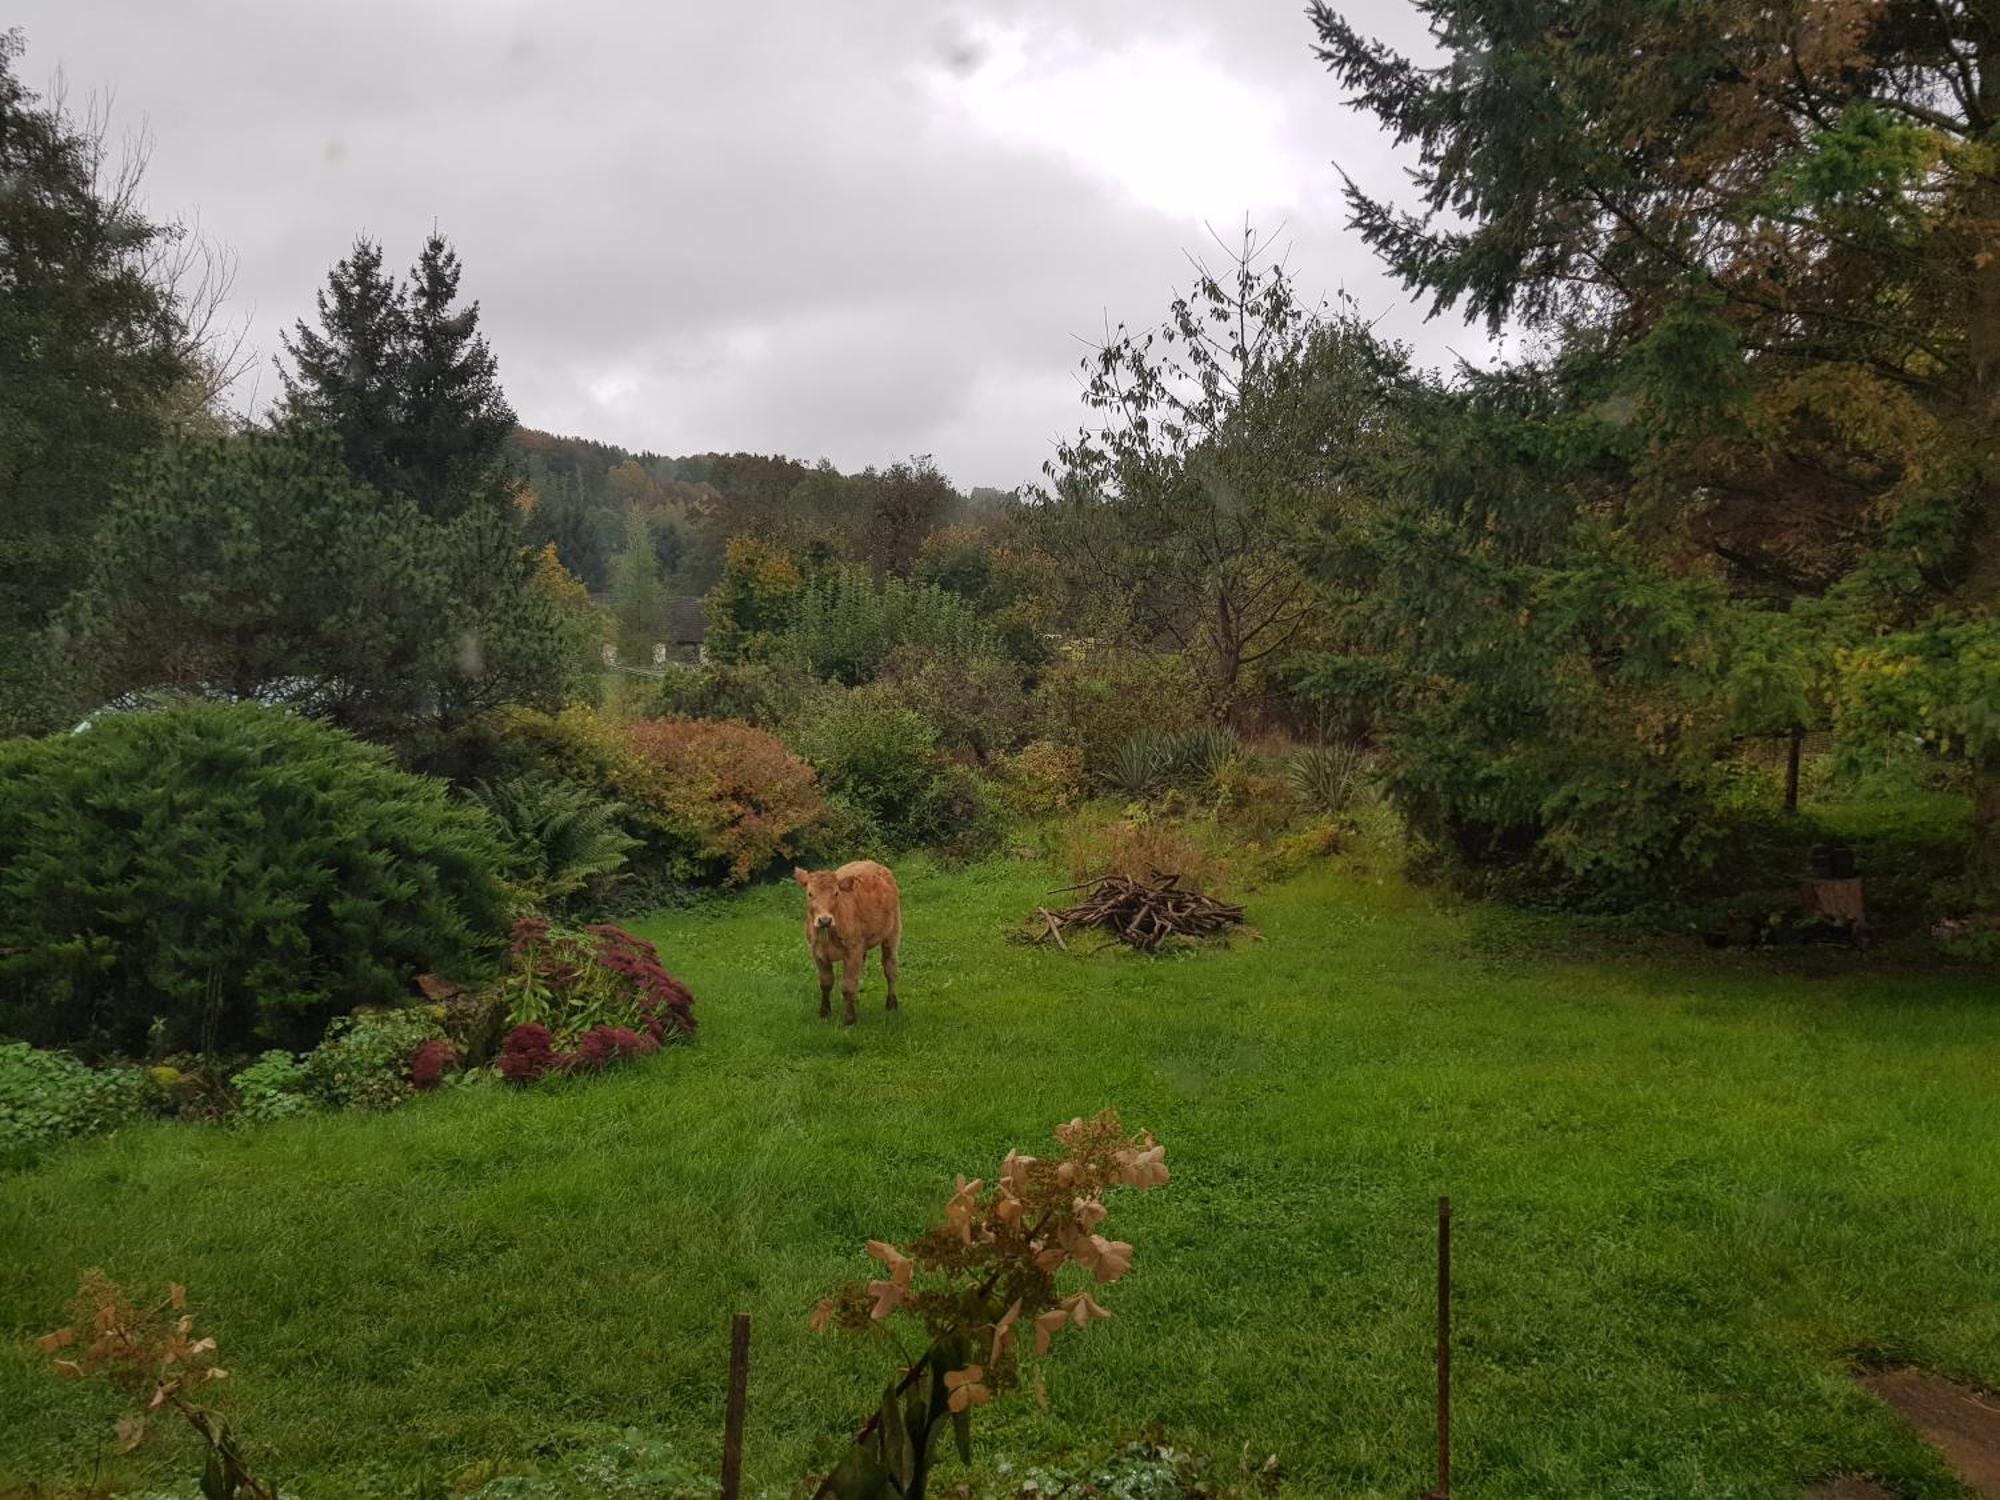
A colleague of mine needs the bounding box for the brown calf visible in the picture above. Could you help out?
[794,860,902,1025]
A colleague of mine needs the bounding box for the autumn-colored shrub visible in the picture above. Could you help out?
[794,697,941,837]
[622,716,829,883]
[584,924,698,1041]
[493,919,696,1086]
[408,1038,462,1091]
[497,1022,564,1084]
[809,1111,1169,1498]
[495,1019,663,1086]
[39,1272,277,1499]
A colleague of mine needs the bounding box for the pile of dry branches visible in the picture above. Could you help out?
[1032,871,1246,953]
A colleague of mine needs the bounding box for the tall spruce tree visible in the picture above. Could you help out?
[277,237,405,496]
[608,508,670,661]
[279,230,514,518]
[396,232,515,518]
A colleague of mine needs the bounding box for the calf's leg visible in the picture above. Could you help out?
[815,954,834,1019]
[881,935,899,1011]
[840,951,860,1026]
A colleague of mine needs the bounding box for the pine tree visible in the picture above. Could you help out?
[68,428,573,758]
[524,475,610,590]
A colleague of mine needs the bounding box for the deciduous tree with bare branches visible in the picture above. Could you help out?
[1039,224,1408,722]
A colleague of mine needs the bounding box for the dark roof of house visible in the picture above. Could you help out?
[665,598,708,642]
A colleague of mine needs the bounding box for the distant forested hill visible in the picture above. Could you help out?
[508,428,1013,596]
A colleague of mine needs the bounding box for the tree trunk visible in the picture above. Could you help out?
[1211,590,1243,725]
[1975,766,2000,893]
[1783,727,1803,816]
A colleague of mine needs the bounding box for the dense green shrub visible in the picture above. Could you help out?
[794,696,1008,859]
[653,659,830,729]
[995,739,1086,817]
[912,524,1068,667]
[0,703,511,1055]
[907,765,1009,864]
[305,1007,450,1112]
[773,563,1001,684]
[0,1042,152,1165]
[230,1050,319,1123]
[1036,648,1205,776]
[876,645,1033,762]
[443,704,629,791]
[468,774,638,911]
[796,697,941,836]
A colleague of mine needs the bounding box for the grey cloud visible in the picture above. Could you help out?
[15,0,1484,489]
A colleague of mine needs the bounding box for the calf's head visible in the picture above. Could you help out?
[794,867,855,935]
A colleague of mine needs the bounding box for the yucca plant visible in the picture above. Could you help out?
[1288,741,1368,815]
[1105,733,1176,799]
[1167,727,1244,790]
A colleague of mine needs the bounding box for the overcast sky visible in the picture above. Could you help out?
[17,0,1493,491]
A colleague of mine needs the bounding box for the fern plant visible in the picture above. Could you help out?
[470,775,638,911]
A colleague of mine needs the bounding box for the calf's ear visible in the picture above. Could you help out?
[793,867,810,886]
[837,875,856,893]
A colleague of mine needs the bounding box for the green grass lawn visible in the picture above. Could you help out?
[3,853,1998,1497]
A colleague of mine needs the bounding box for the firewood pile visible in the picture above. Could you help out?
[1032,871,1246,952]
